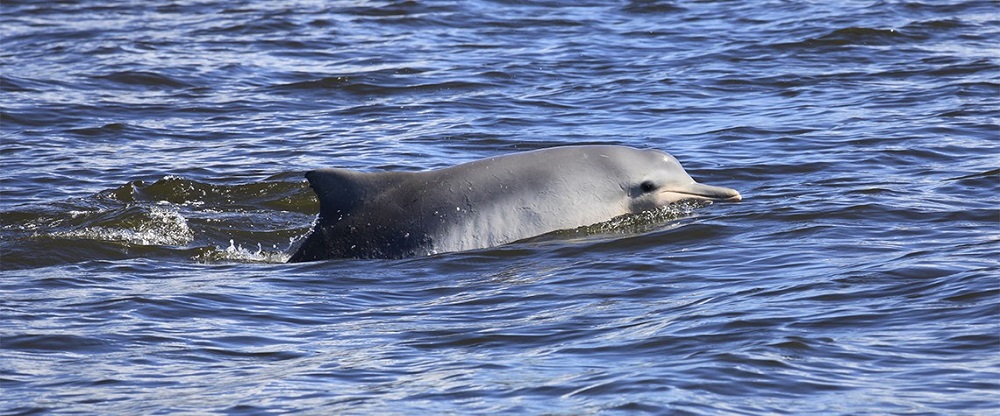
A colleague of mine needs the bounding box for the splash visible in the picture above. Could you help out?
[573,200,707,236]
[3,175,316,268]
[193,239,292,264]
[52,205,194,246]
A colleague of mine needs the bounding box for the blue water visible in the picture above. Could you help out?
[2,1,998,414]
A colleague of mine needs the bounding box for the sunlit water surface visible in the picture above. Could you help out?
[2,1,998,414]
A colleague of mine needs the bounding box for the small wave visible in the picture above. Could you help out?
[93,71,193,89]
[196,19,299,36]
[100,176,316,212]
[3,176,315,268]
[52,205,194,246]
[761,26,925,52]
[807,27,923,46]
[338,2,458,19]
[621,0,686,14]
[193,239,292,264]
[1,75,36,92]
[269,76,491,96]
[583,201,706,235]
[272,75,356,90]
[526,201,707,246]
[65,122,128,137]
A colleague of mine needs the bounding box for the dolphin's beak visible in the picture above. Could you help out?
[662,182,742,203]
[685,182,742,201]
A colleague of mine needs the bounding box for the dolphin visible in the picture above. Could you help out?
[288,145,740,262]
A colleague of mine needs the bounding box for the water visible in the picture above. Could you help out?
[2,0,998,414]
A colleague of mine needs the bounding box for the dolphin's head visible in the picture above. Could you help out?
[624,149,741,213]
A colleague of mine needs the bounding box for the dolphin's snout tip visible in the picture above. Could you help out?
[686,182,742,203]
[711,190,741,202]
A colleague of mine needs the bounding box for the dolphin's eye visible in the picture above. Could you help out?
[640,181,656,193]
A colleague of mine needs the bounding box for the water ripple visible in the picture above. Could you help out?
[2,0,997,414]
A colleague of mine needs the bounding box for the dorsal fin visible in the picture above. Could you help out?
[305,168,411,220]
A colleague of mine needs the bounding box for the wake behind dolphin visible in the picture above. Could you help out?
[288,145,740,262]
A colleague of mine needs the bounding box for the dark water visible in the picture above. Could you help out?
[2,0,998,414]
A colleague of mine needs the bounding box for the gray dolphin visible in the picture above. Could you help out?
[288,145,740,262]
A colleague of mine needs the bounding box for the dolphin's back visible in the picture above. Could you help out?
[305,168,410,222]
[288,169,424,262]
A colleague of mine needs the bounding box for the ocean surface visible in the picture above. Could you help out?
[2,0,998,414]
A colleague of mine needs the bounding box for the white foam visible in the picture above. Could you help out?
[55,205,194,246]
[193,239,291,264]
